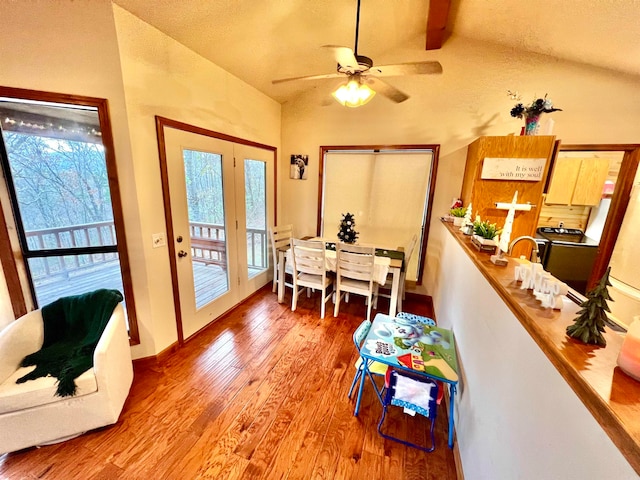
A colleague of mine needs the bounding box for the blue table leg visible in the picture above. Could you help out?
[354,361,369,416]
[448,383,457,448]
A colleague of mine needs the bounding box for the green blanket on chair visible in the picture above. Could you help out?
[16,289,124,397]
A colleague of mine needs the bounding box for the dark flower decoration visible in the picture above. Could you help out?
[509,93,562,119]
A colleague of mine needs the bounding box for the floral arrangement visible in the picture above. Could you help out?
[508,91,562,120]
[473,217,502,240]
[450,207,466,218]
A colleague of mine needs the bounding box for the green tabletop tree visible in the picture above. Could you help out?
[566,267,613,347]
[337,212,359,244]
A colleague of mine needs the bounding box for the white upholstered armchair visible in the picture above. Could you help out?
[0,303,133,454]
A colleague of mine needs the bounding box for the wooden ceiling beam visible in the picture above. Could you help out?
[425,0,451,50]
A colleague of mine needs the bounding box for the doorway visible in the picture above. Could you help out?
[156,117,276,343]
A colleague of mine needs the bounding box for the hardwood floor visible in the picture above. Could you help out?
[0,287,457,480]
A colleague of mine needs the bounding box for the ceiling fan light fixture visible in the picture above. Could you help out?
[332,78,376,107]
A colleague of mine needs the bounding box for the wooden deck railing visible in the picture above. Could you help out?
[246,227,268,270]
[26,221,118,278]
[25,221,267,279]
[189,222,268,270]
[189,222,227,269]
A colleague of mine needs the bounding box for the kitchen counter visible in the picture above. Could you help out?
[435,221,640,479]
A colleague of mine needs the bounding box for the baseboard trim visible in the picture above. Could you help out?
[132,341,178,369]
[132,284,273,368]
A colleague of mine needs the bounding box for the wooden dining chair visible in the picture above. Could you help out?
[334,243,377,321]
[376,234,418,311]
[290,238,333,318]
[269,224,293,294]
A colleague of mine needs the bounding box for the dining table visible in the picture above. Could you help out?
[276,238,405,317]
[356,313,459,449]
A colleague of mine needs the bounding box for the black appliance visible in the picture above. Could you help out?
[535,227,599,295]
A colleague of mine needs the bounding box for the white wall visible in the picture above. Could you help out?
[0,1,281,359]
[434,228,637,479]
[280,35,640,296]
[0,0,152,349]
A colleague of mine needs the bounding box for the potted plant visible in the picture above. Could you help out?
[450,207,466,226]
[471,218,502,253]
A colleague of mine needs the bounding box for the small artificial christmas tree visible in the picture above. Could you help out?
[337,212,359,244]
[460,202,473,232]
[566,267,614,347]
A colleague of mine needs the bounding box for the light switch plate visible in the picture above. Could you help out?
[152,233,166,248]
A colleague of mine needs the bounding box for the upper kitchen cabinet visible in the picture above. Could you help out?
[545,157,609,205]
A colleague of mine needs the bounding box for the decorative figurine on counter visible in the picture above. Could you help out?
[514,258,544,290]
[460,203,473,234]
[513,256,567,310]
[491,192,518,266]
[566,267,613,347]
[533,271,568,310]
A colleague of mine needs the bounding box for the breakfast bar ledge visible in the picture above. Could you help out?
[433,221,640,480]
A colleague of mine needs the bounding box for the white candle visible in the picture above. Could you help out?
[617,316,640,382]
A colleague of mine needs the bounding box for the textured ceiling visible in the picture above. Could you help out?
[113,0,640,104]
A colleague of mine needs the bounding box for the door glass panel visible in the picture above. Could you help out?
[244,159,267,279]
[182,149,228,309]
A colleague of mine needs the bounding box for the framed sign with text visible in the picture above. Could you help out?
[481,157,547,181]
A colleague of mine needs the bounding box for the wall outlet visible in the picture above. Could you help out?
[152,233,166,248]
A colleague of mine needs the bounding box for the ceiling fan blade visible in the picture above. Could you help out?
[366,77,409,104]
[272,72,344,85]
[370,61,443,77]
[322,45,358,71]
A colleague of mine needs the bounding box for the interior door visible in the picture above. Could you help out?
[163,128,273,340]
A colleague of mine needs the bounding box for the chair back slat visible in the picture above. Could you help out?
[270,224,293,251]
[353,319,372,350]
[336,243,375,282]
[292,238,326,276]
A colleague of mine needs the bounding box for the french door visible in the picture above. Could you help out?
[158,119,274,342]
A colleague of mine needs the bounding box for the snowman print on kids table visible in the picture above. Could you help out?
[374,316,450,351]
[363,314,456,380]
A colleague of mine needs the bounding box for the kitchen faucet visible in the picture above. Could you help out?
[508,236,541,263]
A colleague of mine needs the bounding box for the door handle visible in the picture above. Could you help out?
[177,250,188,258]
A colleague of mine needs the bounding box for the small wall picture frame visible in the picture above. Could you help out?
[290,154,308,180]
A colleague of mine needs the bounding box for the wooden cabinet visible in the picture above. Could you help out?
[460,135,556,258]
[545,157,609,206]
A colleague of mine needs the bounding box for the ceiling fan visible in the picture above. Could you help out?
[272,0,443,107]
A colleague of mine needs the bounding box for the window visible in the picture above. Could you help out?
[319,146,439,284]
[0,87,139,343]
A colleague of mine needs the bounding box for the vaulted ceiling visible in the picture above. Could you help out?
[113,0,640,104]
